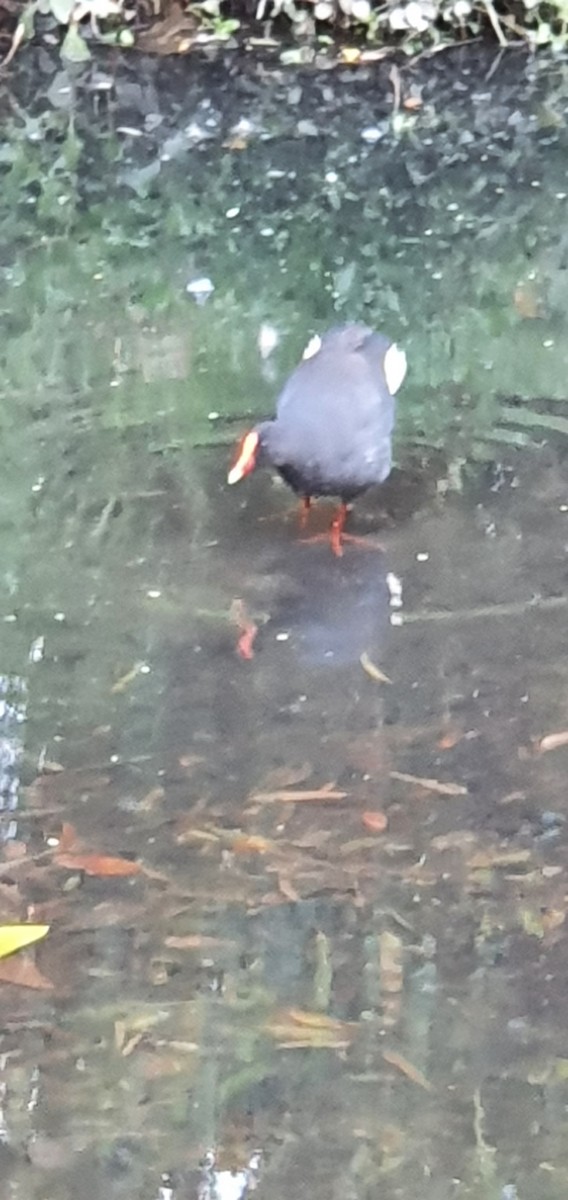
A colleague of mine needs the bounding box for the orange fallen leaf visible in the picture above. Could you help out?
[55,853,141,877]
[383,1049,432,1091]
[231,835,274,855]
[538,731,568,753]
[361,811,388,834]
[165,935,229,950]
[436,730,464,750]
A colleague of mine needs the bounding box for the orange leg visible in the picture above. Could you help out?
[330,502,348,557]
[302,502,384,557]
[299,496,312,530]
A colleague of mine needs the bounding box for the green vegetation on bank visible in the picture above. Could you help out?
[2,0,568,70]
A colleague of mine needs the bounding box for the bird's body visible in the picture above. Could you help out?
[228,323,407,554]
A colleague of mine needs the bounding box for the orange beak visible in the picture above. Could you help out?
[227,430,260,485]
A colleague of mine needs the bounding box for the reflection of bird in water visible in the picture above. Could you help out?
[264,542,391,670]
[228,324,407,556]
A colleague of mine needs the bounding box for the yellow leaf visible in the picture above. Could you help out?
[0,925,49,961]
[340,46,361,63]
[360,652,392,684]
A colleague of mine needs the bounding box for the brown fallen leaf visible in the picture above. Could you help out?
[135,2,197,54]
[383,1049,432,1091]
[338,837,382,855]
[0,955,54,990]
[379,931,404,994]
[276,874,300,903]
[55,853,142,878]
[111,664,143,694]
[222,135,249,151]
[468,847,531,870]
[178,754,205,773]
[390,771,467,797]
[59,822,82,852]
[120,1032,145,1058]
[257,762,313,792]
[139,787,165,810]
[361,811,388,834]
[287,1008,350,1030]
[252,784,347,804]
[2,841,27,861]
[360,652,392,685]
[513,282,541,320]
[538,731,568,753]
[231,835,275,855]
[165,935,229,950]
[265,1008,355,1049]
[430,831,478,853]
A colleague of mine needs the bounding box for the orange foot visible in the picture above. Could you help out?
[300,503,384,557]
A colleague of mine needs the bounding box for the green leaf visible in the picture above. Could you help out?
[61,22,91,59]
[50,0,75,23]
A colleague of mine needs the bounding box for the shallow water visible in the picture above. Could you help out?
[0,46,567,1200]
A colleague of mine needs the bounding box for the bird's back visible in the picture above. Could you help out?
[268,324,396,499]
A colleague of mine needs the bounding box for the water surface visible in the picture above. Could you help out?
[0,46,568,1200]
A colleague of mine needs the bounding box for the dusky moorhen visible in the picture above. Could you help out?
[228,323,407,555]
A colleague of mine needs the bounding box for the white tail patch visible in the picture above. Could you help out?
[384,343,407,396]
[302,334,322,361]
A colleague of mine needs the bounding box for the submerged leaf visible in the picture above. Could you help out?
[538,731,568,753]
[252,784,347,804]
[383,1049,432,1091]
[360,652,392,684]
[61,24,91,62]
[390,771,467,797]
[361,811,388,833]
[55,853,141,877]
